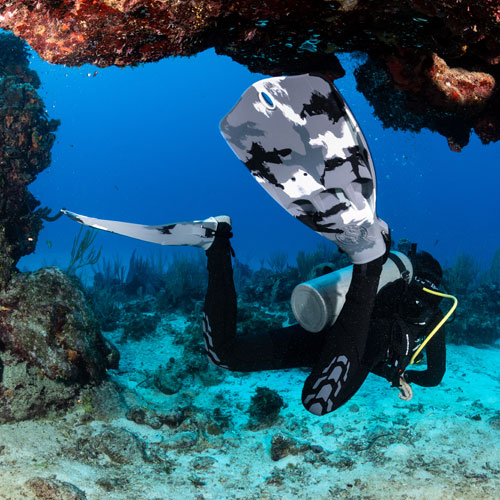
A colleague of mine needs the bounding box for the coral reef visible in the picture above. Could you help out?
[0,243,497,498]
[88,251,207,335]
[7,237,484,427]
[443,251,500,345]
[2,2,500,148]
[0,33,59,287]
[0,338,498,499]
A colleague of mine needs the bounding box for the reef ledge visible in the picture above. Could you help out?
[2,1,500,148]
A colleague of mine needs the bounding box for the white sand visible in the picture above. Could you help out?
[0,318,499,500]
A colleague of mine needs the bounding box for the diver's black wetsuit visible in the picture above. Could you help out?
[202,232,445,416]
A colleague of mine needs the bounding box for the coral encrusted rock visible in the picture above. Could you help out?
[0,33,59,287]
[0,267,119,422]
[2,1,500,148]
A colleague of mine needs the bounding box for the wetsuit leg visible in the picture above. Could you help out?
[203,236,324,371]
[301,256,384,416]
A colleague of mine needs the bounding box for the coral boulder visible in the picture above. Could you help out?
[0,267,119,422]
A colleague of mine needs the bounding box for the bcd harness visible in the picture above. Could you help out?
[386,280,458,387]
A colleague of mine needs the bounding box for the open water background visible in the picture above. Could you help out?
[20,49,500,273]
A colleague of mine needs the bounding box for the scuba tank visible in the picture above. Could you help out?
[291,251,413,333]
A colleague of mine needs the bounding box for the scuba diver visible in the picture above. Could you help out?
[61,74,455,416]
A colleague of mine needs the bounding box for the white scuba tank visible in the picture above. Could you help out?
[291,251,413,333]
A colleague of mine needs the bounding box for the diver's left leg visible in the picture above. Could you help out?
[301,255,384,416]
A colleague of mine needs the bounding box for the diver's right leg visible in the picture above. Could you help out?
[202,219,238,369]
[203,220,325,372]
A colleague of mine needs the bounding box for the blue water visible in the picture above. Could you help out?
[20,49,500,272]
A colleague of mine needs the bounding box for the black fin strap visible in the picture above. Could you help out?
[213,225,235,257]
[211,230,235,257]
[206,230,236,258]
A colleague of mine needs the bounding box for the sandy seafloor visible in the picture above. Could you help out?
[0,315,499,500]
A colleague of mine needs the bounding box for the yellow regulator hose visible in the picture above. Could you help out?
[409,288,458,366]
